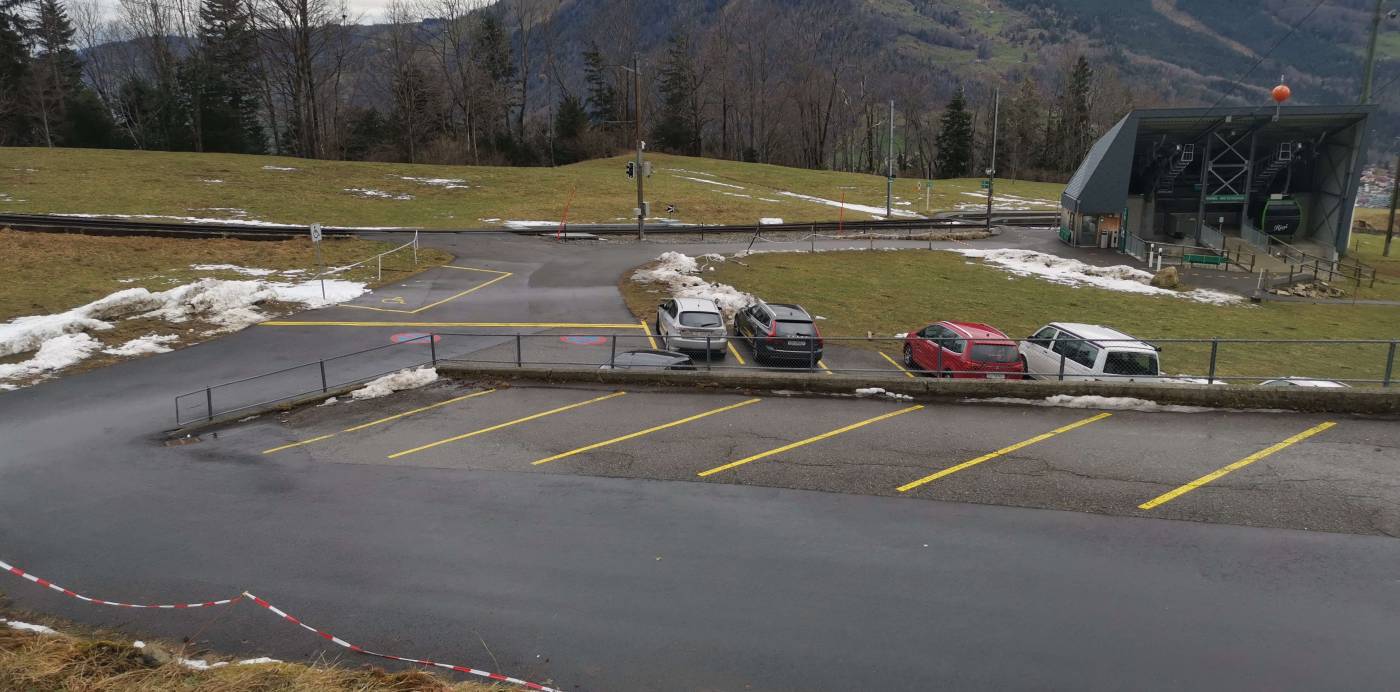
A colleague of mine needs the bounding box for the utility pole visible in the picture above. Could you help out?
[985,88,999,232]
[1386,153,1398,257]
[634,53,645,241]
[886,99,895,219]
[1361,0,1385,102]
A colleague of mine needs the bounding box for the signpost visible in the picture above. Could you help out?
[922,180,934,211]
[310,222,326,299]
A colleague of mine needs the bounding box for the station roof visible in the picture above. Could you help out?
[1061,105,1375,216]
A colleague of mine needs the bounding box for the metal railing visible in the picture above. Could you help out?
[1143,240,1254,272]
[1122,233,1148,262]
[1266,237,1378,288]
[1199,223,1225,251]
[174,333,1399,424]
[322,230,419,283]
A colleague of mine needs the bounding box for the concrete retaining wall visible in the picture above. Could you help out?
[437,364,1400,415]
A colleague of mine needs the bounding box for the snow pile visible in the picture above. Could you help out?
[2,619,59,635]
[777,191,922,218]
[759,217,784,225]
[262,165,297,171]
[952,248,1244,305]
[398,176,468,189]
[344,188,413,201]
[980,395,1211,413]
[237,657,283,665]
[855,387,914,401]
[631,252,754,318]
[350,367,438,400]
[104,334,179,356]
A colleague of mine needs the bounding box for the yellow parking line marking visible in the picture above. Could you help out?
[261,389,498,454]
[260,321,645,329]
[262,433,337,455]
[818,360,833,375]
[878,351,916,378]
[727,340,746,365]
[342,389,496,432]
[698,405,923,477]
[1138,421,1336,510]
[387,391,627,459]
[342,271,512,314]
[533,398,761,465]
[445,265,512,275]
[639,319,659,349]
[897,412,1112,492]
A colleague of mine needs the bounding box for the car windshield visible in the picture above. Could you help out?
[969,342,1018,363]
[679,311,722,328]
[1103,351,1158,376]
[774,320,814,337]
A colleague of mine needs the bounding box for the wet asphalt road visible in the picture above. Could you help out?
[2,230,1399,691]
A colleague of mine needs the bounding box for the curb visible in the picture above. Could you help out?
[436,364,1400,415]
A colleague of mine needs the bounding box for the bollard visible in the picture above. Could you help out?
[205,387,213,422]
[319,360,328,392]
[1207,339,1219,384]
[515,334,523,367]
[1384,341,1397,388]
[810,235,815,253]
[610,336,617,368]
[429,334,437,365]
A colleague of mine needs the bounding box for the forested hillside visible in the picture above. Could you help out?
[0,0,1394,181]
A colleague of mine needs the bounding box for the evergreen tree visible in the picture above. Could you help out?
[581,42,617,127]
[0,0,29,145]
[552,92,588,164]
[1064,55,1093,162]
[29,0,115,147]
[472,11,514,151]
[652,33,701,155]
[934,87,973,178]
[187,0,265,153]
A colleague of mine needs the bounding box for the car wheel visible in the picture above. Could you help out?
[941,370,952,379]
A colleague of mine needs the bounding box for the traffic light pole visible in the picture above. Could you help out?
[985,88,999,233]
[635,54,646,241]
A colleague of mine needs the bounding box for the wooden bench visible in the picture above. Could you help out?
[1182,254,1228,268]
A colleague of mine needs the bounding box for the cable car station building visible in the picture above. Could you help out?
[1059,105,1374,260]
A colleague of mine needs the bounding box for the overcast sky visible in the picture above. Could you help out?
[93,0,397,24]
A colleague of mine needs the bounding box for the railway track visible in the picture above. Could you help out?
[0,210,1059,240]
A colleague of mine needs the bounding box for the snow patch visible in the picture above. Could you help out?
[631,252,753,319]
[759,217,784,225]
[344,188,413,201]
[178,657,228,671]
[502,220,559,229]
[854,387,913,401]
[398,176,469,189]
[980,395,1212,413]
[2,619,59,635]
[262,165,297,171]
[0,333,102,380]
[675,175,745,189]
[776,191,922,218]
[317,396,339,407]
[104,333,179,356]
[238,657,282,665]
[201,179,223,184]
[190,263,278,276]
[350,367,438,400]
[951,248,1244,305]
[54,212,297,228]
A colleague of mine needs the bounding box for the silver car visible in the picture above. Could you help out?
[656,297,727,358]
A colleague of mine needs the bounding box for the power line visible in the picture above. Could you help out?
[1203,0,1329,113]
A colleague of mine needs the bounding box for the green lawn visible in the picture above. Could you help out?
[0,147,1061,229]
[707,250,1400,384]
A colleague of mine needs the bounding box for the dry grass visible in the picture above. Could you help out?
[0,623,507,692]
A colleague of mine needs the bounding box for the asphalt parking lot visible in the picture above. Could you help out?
[211,381,1400,537]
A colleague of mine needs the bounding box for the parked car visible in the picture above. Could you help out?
[902,321,1025,379]
[655,298,727,358]
[601,349,696,370]
[734,300,823,366]
[1259,377,1350,388]
[1019,322,1162,382]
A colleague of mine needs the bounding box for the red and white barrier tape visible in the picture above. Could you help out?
[0,556,560,692]
[243,592,561,692]
[0,558,241,609]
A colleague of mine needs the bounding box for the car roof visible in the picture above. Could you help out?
[674,297,720,312]
[942,321,1011,340]
[765,303,811,320]
[1049,322,1155,351]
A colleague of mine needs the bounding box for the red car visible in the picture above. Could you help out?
[902,321,1025,379]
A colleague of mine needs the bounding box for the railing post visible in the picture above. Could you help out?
[706,337,713,371]
[610,335,617,368]
[810,235,815,253]
[515,334,523,367]
[412,231,418,266]
[377,254,382,282]
[1057,351,1066,381]
[1384,341,1397,388]
[205,387,213,422]
[429,334,437,366]
[808,337,816,371]
[1207,339,1219,384]
[319,360,328,392]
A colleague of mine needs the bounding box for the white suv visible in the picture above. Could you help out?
[1019,322,1161,382]
[656,298,727,358]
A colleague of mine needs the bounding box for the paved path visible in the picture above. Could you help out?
[2,229,1398,691]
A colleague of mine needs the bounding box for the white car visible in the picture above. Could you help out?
[1019,322,1162,382]
[1259,377,1350,388]
[655,298,727,358]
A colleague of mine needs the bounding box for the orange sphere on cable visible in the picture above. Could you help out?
[1271,84,1292,104]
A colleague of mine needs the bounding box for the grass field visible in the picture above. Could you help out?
[1349,230,1400,301]
[702,250,1400,384]
[0,147,1061,229]
[0,610,502,691]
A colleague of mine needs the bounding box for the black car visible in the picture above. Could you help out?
[601,349,696,370]
[734,300,823,366]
